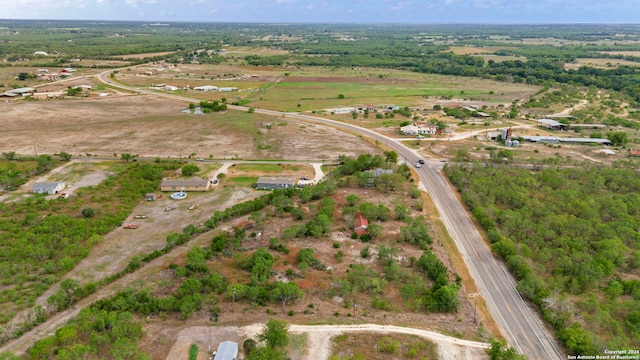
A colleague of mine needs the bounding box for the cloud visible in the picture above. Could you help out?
[388,1,412,11]
[472,0,502,8]
[125,0,157,8]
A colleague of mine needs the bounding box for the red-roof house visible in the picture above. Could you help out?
[354,212,368,236]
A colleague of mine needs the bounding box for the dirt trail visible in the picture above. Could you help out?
[311,162,325,184]
[174,323,489,360]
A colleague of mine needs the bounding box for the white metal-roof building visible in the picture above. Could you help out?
[213,341,238,360]
[5,87,36,95]
[537,119,566,130]
[194,85,218,91]
[32,182,66,194]
[521,136,612,145]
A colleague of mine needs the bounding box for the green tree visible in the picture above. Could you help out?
[607,131,629,146]
[296,248,315,266]
[121,153,133,162]
[2,151,16,160]
[66,86,82,96]
[58,151,72,161]
[271,281,304,312]
[495,149,514,162]
[81,207,95,218]
[346,194,360,206]
[487,338,527,360]
[394,205,410,220]
[182,163,200,176]
[376,173,404,193]
[560,323,596,355]
[367,223,383,239]
[258,319,289,349]
[246,346,288,360]
[383,150,398,163]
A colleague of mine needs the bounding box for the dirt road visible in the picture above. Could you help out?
[169,323,490,360]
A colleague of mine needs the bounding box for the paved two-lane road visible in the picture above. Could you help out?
[97,71,563,359]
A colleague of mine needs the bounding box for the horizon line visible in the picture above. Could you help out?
[2,18,640,26]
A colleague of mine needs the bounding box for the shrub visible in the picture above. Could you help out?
[377,337,399,353]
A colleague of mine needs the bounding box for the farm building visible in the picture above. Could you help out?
[194,85,218,91]
[331,107,356,114]
[5,87,36,96]
[32,182,65,194]
[255,177,296,190]
[145,193,157,201]
[213,341,238,360]
[218,87,237,92]
[32,91,63,100]
[565,123,607,129]
[160,179,210,192]
[537,119,566,130]
[521,136,612,145]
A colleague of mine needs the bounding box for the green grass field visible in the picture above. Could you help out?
[232,164,300,173]
[225,176,259,186]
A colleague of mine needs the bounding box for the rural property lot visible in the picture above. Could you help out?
[0,94,378,160]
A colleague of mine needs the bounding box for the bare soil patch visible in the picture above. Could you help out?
[0,95,378,160]
[564,58,640,70]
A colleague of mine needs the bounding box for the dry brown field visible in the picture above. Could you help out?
[599,50,640,56]
[0,94,378,160]
[564,58,640,69]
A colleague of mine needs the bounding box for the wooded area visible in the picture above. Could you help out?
[445,163,640,353]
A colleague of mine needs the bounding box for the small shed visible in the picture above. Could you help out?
[145,193,157,201]
[354,212,368,236]
[32,182,65,194]
[255,177,296,190]
[372,168,392,177]
[213,341,238,360]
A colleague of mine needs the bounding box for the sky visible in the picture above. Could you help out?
[1,0,639,24]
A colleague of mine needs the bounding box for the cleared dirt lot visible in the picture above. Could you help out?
[0,95,378,160]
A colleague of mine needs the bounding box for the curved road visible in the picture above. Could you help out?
[97,70,563,358]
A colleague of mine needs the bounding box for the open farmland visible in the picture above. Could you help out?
[564,57,640,69]
[0,95,378,160]
[3,21,640,360]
